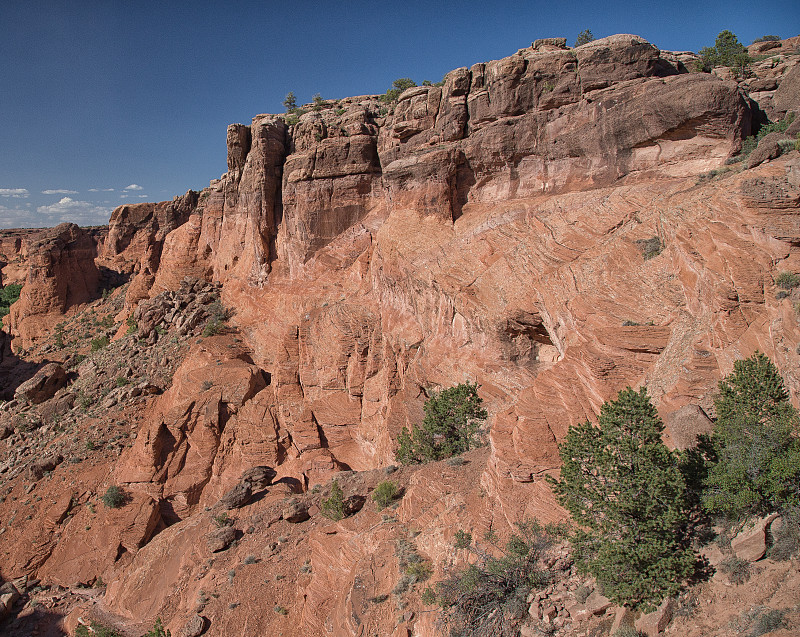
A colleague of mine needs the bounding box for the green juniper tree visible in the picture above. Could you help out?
[702,352,800,521]
[698,30,751,75]
[549,387,694,610]
[395,382,487,464]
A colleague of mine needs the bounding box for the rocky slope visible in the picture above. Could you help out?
[1,34,799,637]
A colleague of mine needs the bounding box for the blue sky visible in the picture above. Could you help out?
[1,0,798,228]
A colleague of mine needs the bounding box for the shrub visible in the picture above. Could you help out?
[548,387,694,610]
[142,618,171,637]
[753,35,781,43]
[768,509,800,560]
[720,556,751,584]
[749,607,786,636]
[437,520,554,637]
[380,78,416,103]
[372,480,399,510]
[702,353,800,521]
[636,236,663,261]
[395,382,487,464]
[213,512,233,527]
[274,605,288,615]
[453,529,472,549]
[0,283,22,321]
[775,271,800,289]
[75,622,123,637]
[574,29,594,47]
[91,335,110,351]
[321,480,346,521]
[101,485,126,508]
[126,315,137,335]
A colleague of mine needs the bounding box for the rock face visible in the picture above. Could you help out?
[6,223,100,348]
[3,34,800,637]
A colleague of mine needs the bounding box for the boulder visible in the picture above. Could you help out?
[180,613,207,637]
[206,526,236,553]
[748,131,789,169]
[27,454,63,480]
[240,466,276,489]
[218,482,252,510]
[731,513,779,561]
[283,500,311,523]
[14,363,67,404]
[635,597,675,636]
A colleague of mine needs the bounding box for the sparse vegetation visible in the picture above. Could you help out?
[0,283,22,323]
[436,520,555,637]
[274,605,289,615]
[321,479,346,521]
[720,556,751,584]
[380,77,417,103]
[636,236,663,260]
[91,335,110,351]
[549,387,694,610]
[395,382,487,464]
[371,480,399,510]
[753,35,781,43]
[213,512,233,527]
[142,618,171,637]
[101,485,126,508]
[75,622,123,637]
[574,29,594,47]
[776,271,800,289]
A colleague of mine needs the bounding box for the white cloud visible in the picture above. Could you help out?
[119,194,129,199]
[0,204,41,228]
[123,183,143,191]
[36,197,111,226]
[42,189,79,195]
[138,194,148,198]
[0,188,29,198]
[89,187,115,192]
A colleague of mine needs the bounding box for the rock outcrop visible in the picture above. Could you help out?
[6,223,100,348]
[1,34,800,637]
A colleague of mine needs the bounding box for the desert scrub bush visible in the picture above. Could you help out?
[612,628,645,637]
[75,622,123,637]
[395,382,487,464]
[142,618,171,637]
[101,485,126,508]
[720,555,751,584]
[436,520,555,637]
[392,537,431,595]
[0,283,22,321]
[126,315,137,335]
[274,605,288,615]
[91,335,110,351]
[702,353,800,521]
[321,479,345,521]
[372,480,399,510]
[636,236,663,260]
[747,607,787,636]
[548,387,694,610]
[213,512,233,527]
[776,271,800,289]
[768,509,800,560]
[380,77,416,103]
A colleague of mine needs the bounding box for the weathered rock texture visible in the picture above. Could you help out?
[1,34,799,637]
[6,223,100,347]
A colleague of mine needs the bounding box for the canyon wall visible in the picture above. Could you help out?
[1,34,799,637]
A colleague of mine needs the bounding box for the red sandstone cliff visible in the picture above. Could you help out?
[1,34,799,637]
